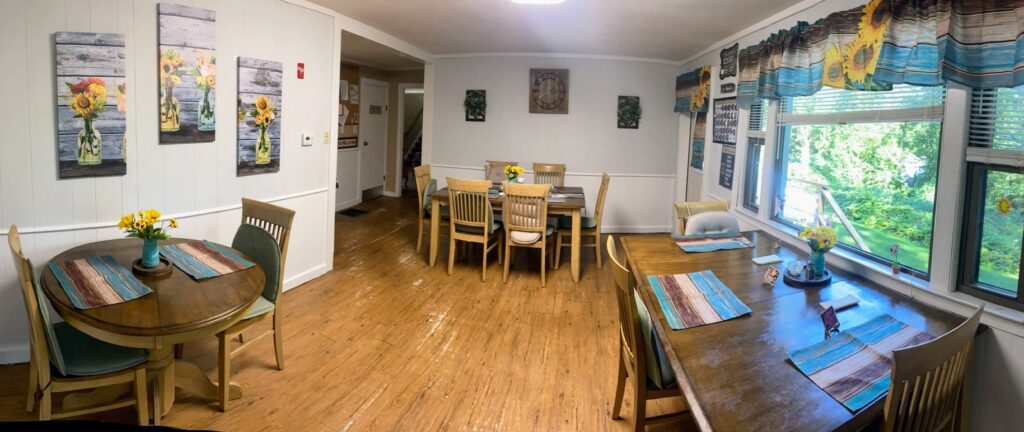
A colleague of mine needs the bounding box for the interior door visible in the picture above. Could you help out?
[359,79,388,191]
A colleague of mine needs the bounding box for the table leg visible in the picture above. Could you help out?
[571,209,581,282]
[429,199,441,267]
[175,361,242,401]
[147,347,175,417]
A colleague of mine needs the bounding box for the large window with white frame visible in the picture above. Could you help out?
[960,86,1024,310]
[772,85,946,277]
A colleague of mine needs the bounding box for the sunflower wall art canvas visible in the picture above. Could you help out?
[158,3,216,144]
[237,57,283,176]
[55,32,127,179]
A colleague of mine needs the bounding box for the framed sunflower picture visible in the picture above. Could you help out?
[237,57,283,176]
[158,3,216,144]
[55,32,128,179]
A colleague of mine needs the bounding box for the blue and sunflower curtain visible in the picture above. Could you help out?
[674,65,712,113]
[735,0,1024,107]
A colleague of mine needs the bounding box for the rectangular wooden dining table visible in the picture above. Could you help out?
[620,231,967,431]
[428,187,586,281]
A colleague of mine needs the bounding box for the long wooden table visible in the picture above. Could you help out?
[428,187,587,281]
[621,231,965,431]
[40,238,264,423]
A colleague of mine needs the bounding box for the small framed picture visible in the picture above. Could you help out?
[763,265,780,285]
[338,137,358,149]
[821,306,840,339]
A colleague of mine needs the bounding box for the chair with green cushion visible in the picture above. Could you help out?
[214,198,295,412]
[606,235,688,431]
[414,164,449,254]
[556,173,610,270]
[502,182,557,286]
[447,177,503,281]
[8,225,150,424]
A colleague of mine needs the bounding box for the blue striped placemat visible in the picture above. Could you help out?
[647,270,752,330]
[161,241,255,280]
[48,256,153,309]
[672,233,755,253]
[788,314,935,411]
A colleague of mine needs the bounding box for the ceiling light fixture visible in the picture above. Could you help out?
[510,0,566,4]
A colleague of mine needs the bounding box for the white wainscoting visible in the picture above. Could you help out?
[430,164,676,233]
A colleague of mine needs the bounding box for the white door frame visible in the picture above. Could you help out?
[358,77,389,193]
[394,83,424,197]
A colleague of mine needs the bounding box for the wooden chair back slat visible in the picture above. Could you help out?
[532,162,566,187]
[503,183,550,233]
[882,306,983,432]
[447,177,493,230]
[594,173,610,226]
[606,235,642,372]
[485,160,518,183]
[240,198,296,299]
[7,226,53,384]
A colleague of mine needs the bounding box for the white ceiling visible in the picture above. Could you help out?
[314,0,804,62]
[341,31,425,70]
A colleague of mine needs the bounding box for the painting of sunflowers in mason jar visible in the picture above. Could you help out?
[54,32,127,179]
[821,0,891,91]
[158,3,216,143]
[236,57,283,176]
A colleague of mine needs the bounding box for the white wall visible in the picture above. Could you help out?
[0,0,338,364]
[429,55,680,232]
[676,0,1024,430]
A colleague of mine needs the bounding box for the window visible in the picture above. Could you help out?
[960,86,1024,310]
[743,100,767,212]
[772,85,945,277]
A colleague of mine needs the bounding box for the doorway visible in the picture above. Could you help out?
[359,78,388,199]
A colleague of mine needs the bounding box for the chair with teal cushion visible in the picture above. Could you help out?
[8,225,150,424]
[415,165,450,254]
[556,173,610,271]
[447,177,504,281]
[213,198,294,412]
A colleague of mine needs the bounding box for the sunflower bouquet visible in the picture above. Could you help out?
[247,95,277,165]
[504,165,525,182]
[798,225,838,252]
[66,77,108,165]
[159,49,186,131]
[118,209,177,241]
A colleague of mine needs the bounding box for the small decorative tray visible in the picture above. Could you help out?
[132,257,173,278]
[783,262,832,287]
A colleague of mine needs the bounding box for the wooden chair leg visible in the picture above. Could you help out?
[134,368,149,426]
[612,353,627,420]
[595,232,603,269]
[26,360,37,413]
[634,373,647,432]
[554,232,563,269]
[39,385,51,421]
[541,242,547,287]
[503,241,512,283]
[416,218,424,253]
[447,237,456,275]
[273,310,284,370]
[218,332,231,412]
[481,240,488,282]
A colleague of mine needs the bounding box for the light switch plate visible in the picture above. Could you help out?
[301,132,313,147]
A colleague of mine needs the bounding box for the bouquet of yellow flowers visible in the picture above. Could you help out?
[118,209,177,240]
[503,165,524,181]
[798,225,837,252]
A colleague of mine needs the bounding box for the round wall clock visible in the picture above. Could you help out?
[529,69,569,114]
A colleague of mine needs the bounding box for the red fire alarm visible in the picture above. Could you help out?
[297,62,305,79]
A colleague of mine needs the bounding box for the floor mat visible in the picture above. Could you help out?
[339,208,369,217]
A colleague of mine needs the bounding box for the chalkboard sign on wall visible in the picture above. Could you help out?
[720,43,738,79]
[719,146,736,190]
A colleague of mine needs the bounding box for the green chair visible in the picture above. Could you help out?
[216,198,295,411]
[8,225,150,424]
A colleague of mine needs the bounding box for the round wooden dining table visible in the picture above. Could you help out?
[40,238,264,423]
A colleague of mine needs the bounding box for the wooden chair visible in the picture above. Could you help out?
[7,226,150,424]
[532,162,566,186]
[485,160,518,183]
[447,177,503,281]
[674,200,729,235]
[414,165,449,253]
[556,173,610,270]
[881,306,984,432]
[502,183,556,286]
[216,198,295,411]
[607,235,688,431]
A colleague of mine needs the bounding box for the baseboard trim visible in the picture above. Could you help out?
[336,198,362,211]
[0,344,29,365]
[284,263,330,292]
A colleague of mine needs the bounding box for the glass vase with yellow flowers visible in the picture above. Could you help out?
[159,49,186,132]
[247,95,276,165]
[503,165,525,183]
[118,209,178,269]
[66,77,108,166]
[798,224,837,277]
[191,52,216,131]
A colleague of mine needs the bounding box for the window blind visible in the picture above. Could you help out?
[779,85,945,125]
[969,87,1024,151]
[748,99,767,132]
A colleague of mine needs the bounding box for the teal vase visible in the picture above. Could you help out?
[141,238,160,269]
[809,250,826,277]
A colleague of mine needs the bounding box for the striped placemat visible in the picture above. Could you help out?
[673,234,755,253]
[647,270,752,330]
[161,241,255,280]
[48,256,153,309]
[788,314,935,411]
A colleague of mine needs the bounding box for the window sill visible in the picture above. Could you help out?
[732,210,1024,337]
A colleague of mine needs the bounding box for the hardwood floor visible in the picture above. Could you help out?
[0,194,694,431]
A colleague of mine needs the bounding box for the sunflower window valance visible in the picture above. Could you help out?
[735,0,1024,107]
[674,65,712,113]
